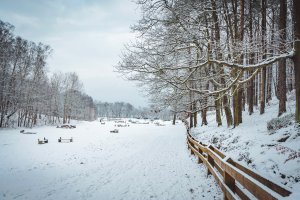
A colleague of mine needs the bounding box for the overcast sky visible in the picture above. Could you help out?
[0,0,149,107]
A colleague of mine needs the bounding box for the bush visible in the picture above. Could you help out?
[267,114,294,134]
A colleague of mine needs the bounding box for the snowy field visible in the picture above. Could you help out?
[192,94,300,199]
[0,120,222,200]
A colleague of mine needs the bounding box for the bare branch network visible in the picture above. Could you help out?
[116,0,300,126]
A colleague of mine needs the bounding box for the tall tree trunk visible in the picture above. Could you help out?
[254,73,258,106]
[267,7,276,103]
[260,68,266,114]
[288,63,294,91]
[193,111,197,127]
[189,104,193,128]
[260,0,267,114]
[237,0,244,124]
[248,72,254,115]
[231,0,242,127]
[215,97,222,126]
[248,1,254,115]
[223,94,232,127]
[266,67,273,102]
[222,0,233,127]
[238,85,243,123]
[233,85,239,127]
[278,0,287,116]
[293,0,300,123]
[201,108,208,126]
[172,112,176,125]
[201,84,209,126]
[212,0,232,126]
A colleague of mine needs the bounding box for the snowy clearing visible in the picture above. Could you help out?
[0,120,222,200]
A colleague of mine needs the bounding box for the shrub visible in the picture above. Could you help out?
[267,114,294,134]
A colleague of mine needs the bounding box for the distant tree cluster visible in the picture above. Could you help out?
[95,101,172,120]
[96,101,136,118]
[116,0,300,128]
[0,20,96,127]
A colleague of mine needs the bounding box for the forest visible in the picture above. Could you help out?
[0,20,97,128]
[116,0,300,128]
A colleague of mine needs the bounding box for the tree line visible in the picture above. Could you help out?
[95,101,172,120]
[0,20,97,128]
[116,0,300,128]
[96,101,136,118]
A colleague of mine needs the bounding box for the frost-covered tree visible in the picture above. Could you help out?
[116,0,299,127]
[0,20,97,127]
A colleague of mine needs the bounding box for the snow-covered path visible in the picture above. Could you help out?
[0,120,221,200]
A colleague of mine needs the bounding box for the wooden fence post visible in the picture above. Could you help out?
[190,142,195,155]
[207,151,214,175]
[224,170,235,199]
[198,147,203,164]
[224,158,235,200]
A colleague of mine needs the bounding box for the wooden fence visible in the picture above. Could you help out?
[184,121,291,200]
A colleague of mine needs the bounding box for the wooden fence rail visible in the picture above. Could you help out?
[183,120,291,200]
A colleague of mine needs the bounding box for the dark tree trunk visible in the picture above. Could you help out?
[294,0,300,123]
[267,7,276,103]
[266,66,273,102]
[201,109,208,126]
[260,67,266,114]
[223,94,233,127]
[278,0,287,116]
[193,111,197,127]
[238,86,243,123]
[248,1,255,115]
[172,112,176,125]
[233,85,239,127]
[288,63,294,91]
[205,11,221,127]
[215,98,222,126]
[260,0,267,115]
[189,110,193,129]
[237,0,244,124]
[248,72,254,115]
[266,19,274,103]
[254,73,258,106]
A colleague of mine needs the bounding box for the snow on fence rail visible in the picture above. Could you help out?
[183,120,291,200]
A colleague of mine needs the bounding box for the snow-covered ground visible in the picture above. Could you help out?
[0,120,222,200]
[191,93,300,199]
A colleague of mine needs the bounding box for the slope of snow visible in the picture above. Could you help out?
[0,120,222,200]
[191,94,300,199]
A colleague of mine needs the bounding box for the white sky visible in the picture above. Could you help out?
[0,0,149,107]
